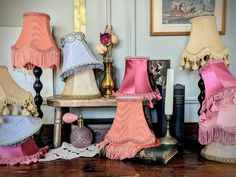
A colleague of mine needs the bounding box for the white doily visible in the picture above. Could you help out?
[39,142,99,162]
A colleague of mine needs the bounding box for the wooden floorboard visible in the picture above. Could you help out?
[1,146,236,177]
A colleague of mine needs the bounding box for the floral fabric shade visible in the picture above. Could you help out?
[11,12,60,70]
[60,32,103,81]
[180,16,230,71]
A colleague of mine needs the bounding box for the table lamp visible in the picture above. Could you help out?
[180,15,230,114]
[180,16,230,71]
[60,32,103,99]
[98,57,162,160]
[11,12,60,118]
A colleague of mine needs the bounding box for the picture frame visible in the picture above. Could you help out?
[148,59,170,87]
[150,0,227,36]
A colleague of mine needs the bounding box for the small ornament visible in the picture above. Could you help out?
[63,113,93,148]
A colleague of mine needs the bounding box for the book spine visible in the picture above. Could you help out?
[172,85,185,144]
[156,84,185,144]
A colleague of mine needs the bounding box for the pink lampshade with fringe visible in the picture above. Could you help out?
[114,56,161,107]
[11,12,60,70]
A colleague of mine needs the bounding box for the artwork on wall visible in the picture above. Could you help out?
[148,59,170,87]
[150,0,227,36]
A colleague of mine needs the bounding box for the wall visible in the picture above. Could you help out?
[0,0,235,123]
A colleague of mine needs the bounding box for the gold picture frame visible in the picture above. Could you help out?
[150,0,227,36]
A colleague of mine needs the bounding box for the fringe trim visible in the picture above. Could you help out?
[200,87,236,118]
[98,140,160,160]
[0,94,38,117]
[11,45,60,70]
[113,90,162,108]
[0,146,48,165]
[179,47,230,71]
[60,63,104,81]
[201,148,236,163]
[198,124,236,145]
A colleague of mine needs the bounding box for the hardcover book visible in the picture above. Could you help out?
[100,144,178,165]
[135,144,178,165]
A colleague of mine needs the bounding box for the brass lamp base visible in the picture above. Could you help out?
[161,115,178,145]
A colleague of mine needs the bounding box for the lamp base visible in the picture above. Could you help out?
[160,115,178,145]
[33,66,43,118]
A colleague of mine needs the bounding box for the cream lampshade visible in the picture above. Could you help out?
[180,16,230,71]
[60,32,103,99]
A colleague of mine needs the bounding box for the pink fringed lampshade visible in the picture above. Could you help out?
[114,57,161,105]
[11,12,60,70]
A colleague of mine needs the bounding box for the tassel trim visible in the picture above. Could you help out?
[0,94,38,117]
[200,87,236,118]
[11,45,60,70]
[98,140,160,160]
[198,124,236,145]
[113,90,162,108]
[180,47,230,71]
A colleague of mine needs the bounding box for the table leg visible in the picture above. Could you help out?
[53,107,62,148]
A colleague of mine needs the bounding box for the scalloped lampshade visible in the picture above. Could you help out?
[180,16,230,71]
[60,32,103,99]
[11,12,60,70]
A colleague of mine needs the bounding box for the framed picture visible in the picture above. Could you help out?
[150,0,227,36]
[148,59,170,87]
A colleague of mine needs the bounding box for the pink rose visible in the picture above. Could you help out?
[100,33,111,45]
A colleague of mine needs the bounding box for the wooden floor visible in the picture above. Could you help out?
[1,146,236,177]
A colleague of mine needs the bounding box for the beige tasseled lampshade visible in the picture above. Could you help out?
[0,66,38,116]
[180,16,230,71]
[61,69,101,99]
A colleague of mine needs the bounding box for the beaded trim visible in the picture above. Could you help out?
[60,93,101,100]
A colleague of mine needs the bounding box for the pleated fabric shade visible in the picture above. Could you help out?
[60,32,103,99]
[11,12,60,70]
[98,57,161,160]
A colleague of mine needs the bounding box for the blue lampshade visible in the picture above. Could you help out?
[60,32,103,81]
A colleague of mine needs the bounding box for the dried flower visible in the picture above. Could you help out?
[96,25,119,62]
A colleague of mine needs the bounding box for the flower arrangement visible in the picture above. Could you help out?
[96,25,119,62]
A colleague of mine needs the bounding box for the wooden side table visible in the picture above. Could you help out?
[47,96,154,148]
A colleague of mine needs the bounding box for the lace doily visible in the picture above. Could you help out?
[39,142,99,161]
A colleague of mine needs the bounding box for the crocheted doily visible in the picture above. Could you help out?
[39,142,99,161]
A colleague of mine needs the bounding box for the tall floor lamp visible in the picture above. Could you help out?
[11,12,60,118]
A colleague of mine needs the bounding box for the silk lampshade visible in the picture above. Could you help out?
[11,12,60,70]
[180,16,230,71]
[114,57,161,104]
[60,32,103,99]
[11,12,60,118]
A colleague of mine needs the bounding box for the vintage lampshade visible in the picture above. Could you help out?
[11,12,60,69]
[114,57,161,104]
[11,12,61,118]
[198,60,236,163]
[60,32,103,99]
[180,16,230,71]
[98,57,161,160]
